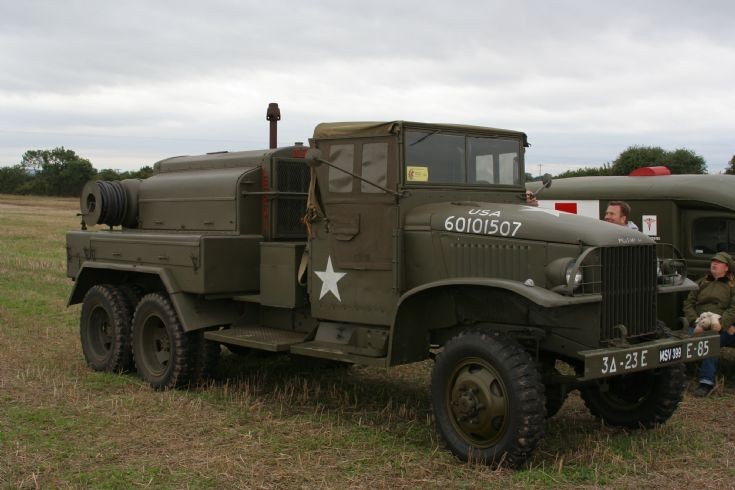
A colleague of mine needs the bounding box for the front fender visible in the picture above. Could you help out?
[387,278,601,366]
[397,278,601,310]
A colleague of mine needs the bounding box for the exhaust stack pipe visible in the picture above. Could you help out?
[266,102,281,149]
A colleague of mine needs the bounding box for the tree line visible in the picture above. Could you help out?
[0,147,153,197]
[550,145,714,179]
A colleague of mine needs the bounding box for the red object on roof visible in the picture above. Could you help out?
[629,166,671,176]
[555,202,578,214]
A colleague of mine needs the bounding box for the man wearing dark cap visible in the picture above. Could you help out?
[683,251,735,397]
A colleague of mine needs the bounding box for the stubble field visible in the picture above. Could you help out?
[1,194,734,489]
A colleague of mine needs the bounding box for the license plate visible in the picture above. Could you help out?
[658,345,684,364]
[580,336,718,380]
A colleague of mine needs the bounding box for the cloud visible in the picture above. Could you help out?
[0,1,733,172]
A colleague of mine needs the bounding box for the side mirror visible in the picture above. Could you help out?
[304,148,323,168]
[534,173,552,197]
[541,173,552,189]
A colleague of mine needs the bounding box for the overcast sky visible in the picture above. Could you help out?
[1,1,733,175]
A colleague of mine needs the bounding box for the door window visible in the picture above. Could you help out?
[361,142,388,193]
[328,144,354,193]
[692,218,735,255]
[324,140,393,197]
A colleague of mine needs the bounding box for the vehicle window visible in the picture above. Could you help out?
[405,130,521,185]
[474,154,494,183]
[405,131,465,184]
[361,142,388,193]
[468,136,520,185]
[692,218,735,255]
[328,144,354,193]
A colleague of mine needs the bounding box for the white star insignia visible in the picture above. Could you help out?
[314,256,347,301]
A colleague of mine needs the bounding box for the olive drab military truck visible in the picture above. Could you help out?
[532,172,735,328]
[66,115,720,468]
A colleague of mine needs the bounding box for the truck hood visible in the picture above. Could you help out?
[405,201,653,247]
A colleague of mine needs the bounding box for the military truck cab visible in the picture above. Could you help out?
[66,120,718,468]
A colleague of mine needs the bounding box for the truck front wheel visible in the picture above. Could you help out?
[431,331,545,467]
[132,293,191,390]
[80,284,134,372]
[580,365,685,428]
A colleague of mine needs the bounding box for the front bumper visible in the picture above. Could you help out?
[578,332,720,381]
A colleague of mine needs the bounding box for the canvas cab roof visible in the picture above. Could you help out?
[312,121,528,146]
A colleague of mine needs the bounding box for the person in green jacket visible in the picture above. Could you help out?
[684,251,735,397]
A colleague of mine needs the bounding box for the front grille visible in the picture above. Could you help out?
[275,196,307,237]
[600,245,657,340]
[272,159,309,238]
[276,160,310,192]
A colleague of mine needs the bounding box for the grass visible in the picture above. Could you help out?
[2,193,735,488]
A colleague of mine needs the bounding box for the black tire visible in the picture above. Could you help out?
[189,329,221,384]
[580,365,686,428]
[132,293,191,390]
[119,284,144,310]
[544,369,567,419]
[80,284,134,372]
[431,331,545,467]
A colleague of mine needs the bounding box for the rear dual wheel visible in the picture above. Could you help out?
[132,292,219,390]
[80,285,134,372]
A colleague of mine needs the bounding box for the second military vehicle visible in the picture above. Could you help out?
[535,171,735,327]
[66,113,718,467]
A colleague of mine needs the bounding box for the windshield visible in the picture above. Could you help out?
[405,130,522,186]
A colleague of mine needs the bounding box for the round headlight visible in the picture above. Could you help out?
[565,261,583,288]
[659,258,686,285]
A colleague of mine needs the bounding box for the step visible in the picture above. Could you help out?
[290,341,388,367]
[204,325,308,352]
[232,294,261,304]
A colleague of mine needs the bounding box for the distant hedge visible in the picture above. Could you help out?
[0,147,153,197]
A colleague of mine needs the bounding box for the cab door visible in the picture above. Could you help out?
[308,137,399,326]
[683,209,735,279]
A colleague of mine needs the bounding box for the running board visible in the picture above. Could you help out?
[290,341,388,367]
[204,325,308,352]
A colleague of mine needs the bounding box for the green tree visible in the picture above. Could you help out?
[21,147,96,196]
[554,164,612,179]
[96,168,123,181]
[665,148,707,175]
[610,145,706,175]
[0,165,31,194]
[725,155,735,175]
[610,146,667,175]
[124,165,154,180]
[95,165,154,181]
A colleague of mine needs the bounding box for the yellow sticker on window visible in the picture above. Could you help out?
[407,166,429,182]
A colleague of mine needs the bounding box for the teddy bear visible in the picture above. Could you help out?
[695,311,722,332]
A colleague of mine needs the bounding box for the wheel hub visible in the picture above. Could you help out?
[455,386,483,421]
[447,359,509,446]
[89,306,113,358]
